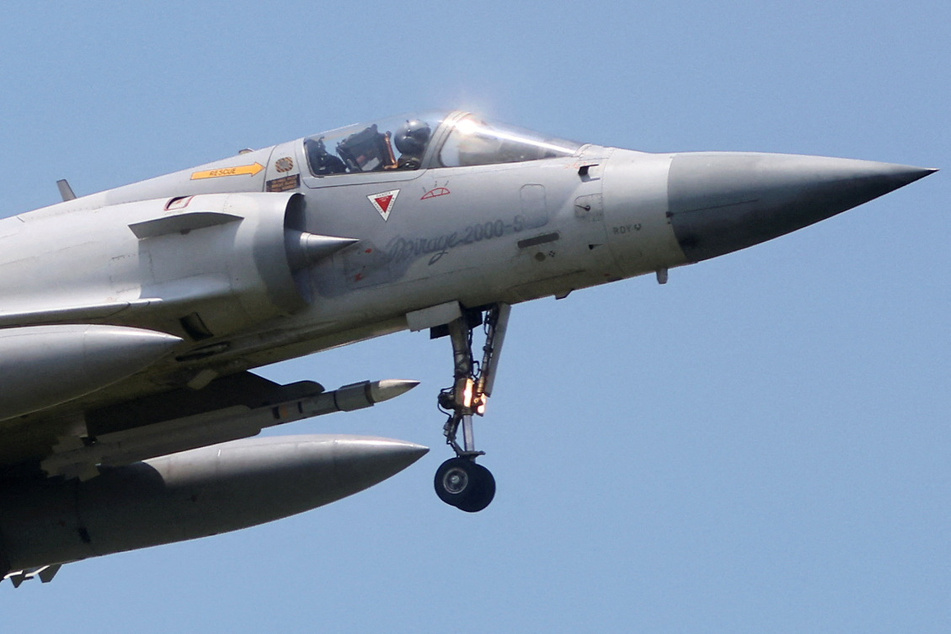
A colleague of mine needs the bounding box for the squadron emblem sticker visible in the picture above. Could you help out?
[368,189,400,221]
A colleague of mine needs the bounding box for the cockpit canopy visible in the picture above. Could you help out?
[303,111,582,177]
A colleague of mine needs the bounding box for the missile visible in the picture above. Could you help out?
[1,434,428,577]
[41,378,421,479]
[273,378,420,418]
[0,325,182,421]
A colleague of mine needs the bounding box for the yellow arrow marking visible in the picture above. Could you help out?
[190,162,265,180]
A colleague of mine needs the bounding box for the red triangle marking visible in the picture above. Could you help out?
[375,195,393,213]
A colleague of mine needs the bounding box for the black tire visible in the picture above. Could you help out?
[455,463,495,513]
[434,458,495,512]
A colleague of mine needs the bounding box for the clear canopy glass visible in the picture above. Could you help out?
[435,114,582,168]
[303,111,582,177]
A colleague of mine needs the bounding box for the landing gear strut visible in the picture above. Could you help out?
[434,303,510,512]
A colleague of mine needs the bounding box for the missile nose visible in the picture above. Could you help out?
[666,152,936,262]
[368,379,420,404]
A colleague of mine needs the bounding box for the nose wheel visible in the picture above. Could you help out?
[434,457,496,512]
[434,303,510,512]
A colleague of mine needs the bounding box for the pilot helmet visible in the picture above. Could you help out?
[395,119,431,156]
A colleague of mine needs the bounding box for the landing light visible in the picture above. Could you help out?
[462,378,475,409]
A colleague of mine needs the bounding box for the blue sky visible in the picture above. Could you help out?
[1,1,947,631]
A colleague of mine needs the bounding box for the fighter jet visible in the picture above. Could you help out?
[0,110,934,585]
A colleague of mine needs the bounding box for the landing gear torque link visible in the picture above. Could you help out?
[433,303,510,512]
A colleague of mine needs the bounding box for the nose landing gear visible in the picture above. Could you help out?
[434,303,510,512]
[434,457,496,512]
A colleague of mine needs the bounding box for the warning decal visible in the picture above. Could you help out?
[367,189,400,221]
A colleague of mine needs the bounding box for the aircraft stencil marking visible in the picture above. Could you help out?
[612,224,642,234]
[422,186,451,200]
[190,162,264,180]
[266,174,300,192]
[368,189,400,221]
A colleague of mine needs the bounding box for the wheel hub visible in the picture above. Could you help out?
[443,468,469,494]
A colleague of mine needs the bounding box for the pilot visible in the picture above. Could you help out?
[395,119,431,170]
[305,137,346,175]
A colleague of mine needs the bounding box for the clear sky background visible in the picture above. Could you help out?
[0,1,947,631]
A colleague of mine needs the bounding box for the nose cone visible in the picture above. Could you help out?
[666,152,936,262]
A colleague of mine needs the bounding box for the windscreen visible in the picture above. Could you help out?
[436,115,581,168]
